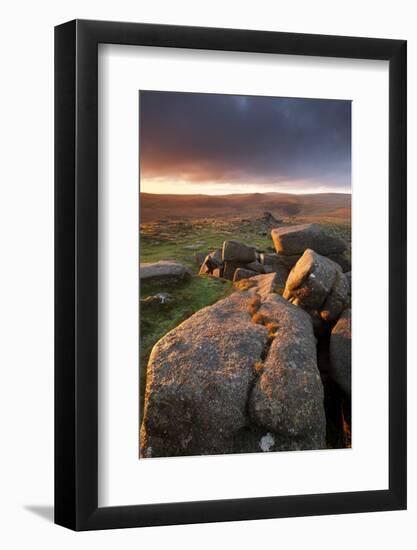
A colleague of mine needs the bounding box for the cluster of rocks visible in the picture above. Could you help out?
[197,223,350,290]
[140,222,352,458]
[198,240,290,287]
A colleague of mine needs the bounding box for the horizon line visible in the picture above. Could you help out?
[140,190,352,197]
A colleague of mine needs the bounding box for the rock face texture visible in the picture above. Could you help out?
[271,223,347,256]
[283,249,349,322]
[140,274,326,457]
[140,290,268,457]
[329,309,352,396]
[140,260,192,282]
[249,294,326,450]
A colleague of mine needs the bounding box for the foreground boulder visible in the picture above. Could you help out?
[249,294,326,449]
[283,249,349,321]
[271,223,347,256]
[329,309,352,396]
[140,260,192,283]
[140,273,326,457]
[140,291,268,457]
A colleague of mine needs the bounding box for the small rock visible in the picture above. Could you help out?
[140,260,192,282]
[199,249,223,275]
[259,433,275,452]
[222,240,257,263]
[223,260,247,281]
[233,268,258,282]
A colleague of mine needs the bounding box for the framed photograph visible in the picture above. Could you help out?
[55,20,407,530]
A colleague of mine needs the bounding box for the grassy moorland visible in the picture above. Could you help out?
[139,210,351,417]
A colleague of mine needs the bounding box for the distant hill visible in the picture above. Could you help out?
[140,192,351,223]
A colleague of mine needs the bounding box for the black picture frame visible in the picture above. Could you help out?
[55,19,407,531]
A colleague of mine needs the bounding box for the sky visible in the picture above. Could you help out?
[139,91,351,195]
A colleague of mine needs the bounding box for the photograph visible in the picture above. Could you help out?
[139,91,352,458]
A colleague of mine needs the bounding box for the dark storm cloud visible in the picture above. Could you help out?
[140,91,351,190]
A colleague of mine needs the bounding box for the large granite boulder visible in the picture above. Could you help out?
[222,240,257,263]
[249,294,326,450]
[329,309,352,396]
[140,272,325,457]
[140,291,269,457]
[140,260,192,283]
[271,223,347,256]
